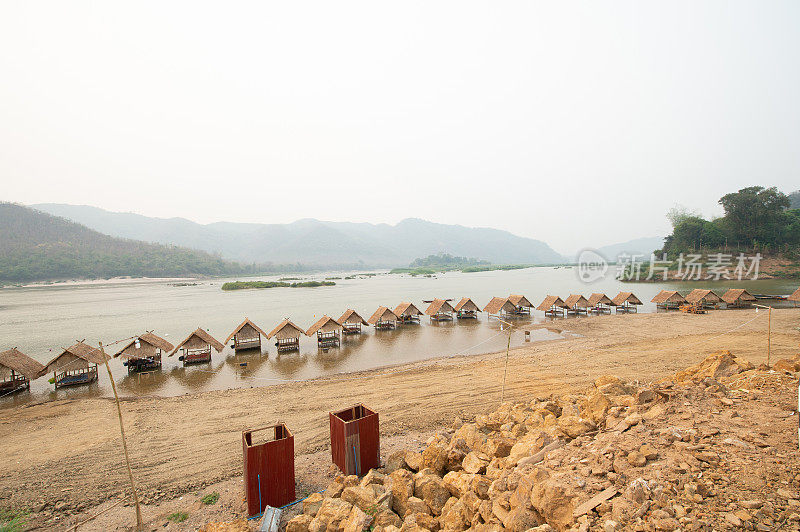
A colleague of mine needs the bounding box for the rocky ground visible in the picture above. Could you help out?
[280,351,800,532]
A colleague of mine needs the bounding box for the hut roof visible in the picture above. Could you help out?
[721,289,757,304]
[508,294,533,308]
[685,289,723,304]
[651,290,686,304]
[0,348,45,379]
[306,316,344,336]
[611,292,643,306]
[454,297,480,312]
[338,309,368,325]
[483,297,516,314]
[42,341,110,374]
[536,295,568,311]
[170,328,225,355]
[225,318,269,344]
[266,319,305,339]
[564,294,590,308]
[588,293,612,306]
[114,332,174,359]
[393,302,422,317]
[425,299,455,315]
[789,287,800,302]
[368,306,398,324]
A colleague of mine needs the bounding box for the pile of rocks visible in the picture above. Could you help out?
[286,351,800,531]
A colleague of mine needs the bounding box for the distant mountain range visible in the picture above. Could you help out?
[32,204,567,267]
[0,203,255,283]
[594,236,665,261]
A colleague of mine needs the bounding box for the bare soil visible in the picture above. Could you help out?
[1,308,798,530]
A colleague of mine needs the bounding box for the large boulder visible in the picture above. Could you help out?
[390,469,416,517]
[454,423,488,452]
[581,392,612,425]
[303,492,324,516]
[414,474,451,516]
[501,507,543,532]
[404,451,423,472]
[445,438,469,472]
[672,350,754,383]
[556,416,596,439]
[308,498,353,532]
[286,514,313,532]
[385,451,409,473]
[462,452,491,474]
[508,430,553,463]
[342,505,372,532]
[373,510,403,529]
[528,468,577,531]
[422,441,448,476]
[342,485,379,513]
[482,435,515,458]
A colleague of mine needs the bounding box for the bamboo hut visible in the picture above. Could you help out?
[267,320,305,352]
[685,289,723,309]
[721,289,757,309]
[611,292,642,313]
[225,318,269,352]
[306,316,344,348]
[0,348,44,394]
[425,299,455,322]
[169,328,224,365]
[536,295,569,317]
[114,332,174,373]
[394,303,422,324]
[454,297,481,319]
[41,341,109,389]
[651,290,686,310]
[790,287,800,306]
[483,297,517,318]
[564,294,590,315]
[588,293,613,314]
[338,309,369,335]
[508,294,533,315]
[368,307,398,330]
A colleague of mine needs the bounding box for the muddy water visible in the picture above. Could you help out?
[0,267,796,406]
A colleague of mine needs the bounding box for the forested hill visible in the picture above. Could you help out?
[0,203,254,283]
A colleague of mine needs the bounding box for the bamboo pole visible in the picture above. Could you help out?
[98,342,143,531]
[499,319,512,404]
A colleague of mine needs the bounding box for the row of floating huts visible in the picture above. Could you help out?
[3,288,798,395]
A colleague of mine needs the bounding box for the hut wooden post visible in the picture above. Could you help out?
[98,342,142,531]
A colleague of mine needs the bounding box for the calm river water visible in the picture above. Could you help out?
[1,267,796,406]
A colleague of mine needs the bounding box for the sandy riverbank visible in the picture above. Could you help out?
[0,308,798,528]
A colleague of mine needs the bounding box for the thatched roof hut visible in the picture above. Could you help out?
[787,287,800,302]
[306,316,344,347]
[170,328,224,356]
[394,302,422,323]
[483,297,517,315]
[508,294,533,314]
[588,293,613,306]
[564,294,590,309]
[685,289,723,306]
[41,341,110,388]
[339,309,368,334]
[114,332,174,360]
[651,290,686,308]
[306,316,344,336]
[721,289,757,308]
[368,306,398,329]
[267,319,305,352]
[425,299,455,321]
[536,295,568,312]
[225,318,269,351]
[0,348,45,391]
[611,292,643,306]
[339,309,368,326]
[454,298,480,312]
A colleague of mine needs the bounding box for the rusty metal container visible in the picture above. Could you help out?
[242,423,295,517]
[329,403,380,476]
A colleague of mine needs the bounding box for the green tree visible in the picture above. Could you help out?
[718,186,790,245]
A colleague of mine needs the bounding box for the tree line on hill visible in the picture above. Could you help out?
[0,203,280,283]
[661,186,800,256]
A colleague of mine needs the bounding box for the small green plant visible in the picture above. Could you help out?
[364,503,379,516]
[0,509,28,532]
[167,512,188,523]
[200,492,219,505]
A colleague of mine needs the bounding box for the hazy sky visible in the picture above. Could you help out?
[1,1,799,254]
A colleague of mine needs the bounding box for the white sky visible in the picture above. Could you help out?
[1,1,798,255]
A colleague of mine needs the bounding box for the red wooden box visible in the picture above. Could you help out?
[329,404,380,476]
[242,424,296,517]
